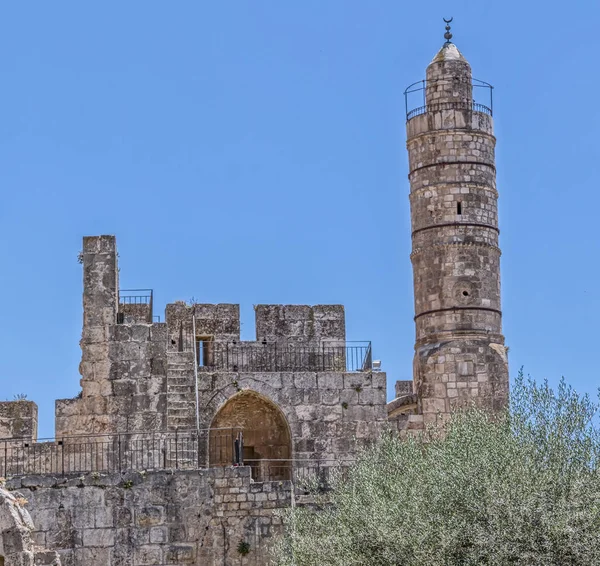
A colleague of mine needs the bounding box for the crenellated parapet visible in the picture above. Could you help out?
[49,236,386,463]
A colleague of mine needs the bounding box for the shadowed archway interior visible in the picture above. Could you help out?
[209,391,292,481]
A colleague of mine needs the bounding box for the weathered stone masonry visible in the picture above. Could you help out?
[54,235,387,469]
[0,484,61,566]
[388,38,510,433]
[0,31,511,566]
[8,467,289,566]
[407,42,509,423]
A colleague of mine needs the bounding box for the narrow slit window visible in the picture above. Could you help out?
[457,201,462,215]
[197,336,214,367]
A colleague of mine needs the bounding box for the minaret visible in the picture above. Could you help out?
[405,21,509,421]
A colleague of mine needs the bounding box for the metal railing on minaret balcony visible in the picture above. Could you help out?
[403,77,494,121]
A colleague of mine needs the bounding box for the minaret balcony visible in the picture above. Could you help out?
[407,100,492,121]
[404,78,494,122]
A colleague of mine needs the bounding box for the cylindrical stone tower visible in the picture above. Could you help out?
[406,35,509,421]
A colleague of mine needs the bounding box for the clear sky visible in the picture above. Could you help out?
[1,1,598,438]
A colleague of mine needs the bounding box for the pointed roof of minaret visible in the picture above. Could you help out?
[429,18,468,64]
[430,42,467,64]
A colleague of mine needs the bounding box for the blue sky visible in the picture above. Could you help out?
[1,2,598,438]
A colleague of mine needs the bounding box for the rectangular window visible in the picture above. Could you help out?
[457,201,462,215]
[196,336,214,367]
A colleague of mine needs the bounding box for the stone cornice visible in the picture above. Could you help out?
[410,241,501,259]
[409,182,498,198]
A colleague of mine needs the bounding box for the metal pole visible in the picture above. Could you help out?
[192,314,200,431]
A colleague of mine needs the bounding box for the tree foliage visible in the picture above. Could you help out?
[273,372,600,565]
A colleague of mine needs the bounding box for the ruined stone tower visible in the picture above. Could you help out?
[405,30,509,421]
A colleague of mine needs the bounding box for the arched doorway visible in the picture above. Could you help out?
[209,391,291,482]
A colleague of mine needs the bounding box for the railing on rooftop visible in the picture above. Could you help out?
[0,430,352,490]
[0,429,218,477]
[176,336,373,373]
[117,289,153,324]
[119,290,152,305]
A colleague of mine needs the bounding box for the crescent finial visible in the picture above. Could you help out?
[443,17,453,43]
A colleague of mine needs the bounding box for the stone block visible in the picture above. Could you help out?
[131,325,151,343]
[343,372,372,390]
[422,398,446,413]
[320,390,339,405]
[135,544,163,565]
[358,388,384,406]
[293,372,317,389]
[149,526,167,544]
[165,544,195,563]
[372,371,387,390]
[33,550,61,565]
[136,506,166,527]
[94,506,113,528]
[294,405,318,421]
[82,527,115,547]
[317,373,343,390]
[74,547,112,565]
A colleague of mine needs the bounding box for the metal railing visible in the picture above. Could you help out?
[117,289,153,324]
[176,337,372,372]
[0,432,353,491]
[0,428,238,477]
[404,77,494,120]
[118,289,153,305]
[406,101,492,121]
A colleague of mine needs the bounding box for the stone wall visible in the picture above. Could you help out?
[255,305,345,345]
[198,370,387,464]
[53,236,384,473]
[8,467,289,566]
[0,402,38,441]
[56,321,168,436]
[165,303,240,347]
[0,485,61,566]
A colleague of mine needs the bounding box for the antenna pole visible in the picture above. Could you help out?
[192,314,200,431]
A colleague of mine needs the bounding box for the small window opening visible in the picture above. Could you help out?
[196,336,214,367]
[462,291,469,297]
[457,202,462,215]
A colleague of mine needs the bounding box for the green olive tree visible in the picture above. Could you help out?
[273,372,600,565]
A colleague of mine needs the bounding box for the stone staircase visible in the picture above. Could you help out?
[166,351,197,431]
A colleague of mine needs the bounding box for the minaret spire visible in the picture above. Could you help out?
[443,17,453,43]
[404,32,509,422]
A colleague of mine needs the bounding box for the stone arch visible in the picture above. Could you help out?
[209,390,292,482]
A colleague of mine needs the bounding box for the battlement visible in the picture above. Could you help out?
[56,235,383,441]
[82,236,347,343]
[164,302,345,344]
[0,401,37,441]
